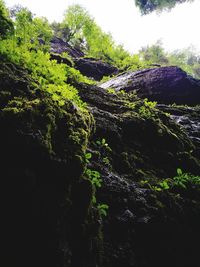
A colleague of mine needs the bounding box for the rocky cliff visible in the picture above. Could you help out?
[100,66,200,105]
[1,46,200,267]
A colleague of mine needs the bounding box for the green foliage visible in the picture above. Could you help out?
[135,0,194,14]
[138,98,157,118]
[139,40,169,65]
[84,152,92,163]
[159,180,170,190]
[0,0,14,39]
[0,39,87,108]
[0,5,93,110]
[96,138,112,154]
[97,203,109,217]
[85,168,102,188]
[96,138,108,147]
[84,150,109,217]
[173,168,200,189]
[168,47,200,79]
[141,168,200,193]
[10,5,52,51]
[102,157,110,166]
[62,4,147,70]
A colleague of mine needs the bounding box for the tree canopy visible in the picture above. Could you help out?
[0,0,13,39]
[135,0,194,14]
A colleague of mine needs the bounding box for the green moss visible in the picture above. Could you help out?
[0,62,102,266]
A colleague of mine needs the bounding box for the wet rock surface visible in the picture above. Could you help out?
[158,104,200,155]
[100,66,200,105]
[77,81,200,267]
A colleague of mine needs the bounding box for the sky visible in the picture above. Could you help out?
[4,0,200,54]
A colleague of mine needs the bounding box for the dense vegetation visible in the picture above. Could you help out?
[1,1,199,80]
[52,4,146,70]
[0,2,93,112]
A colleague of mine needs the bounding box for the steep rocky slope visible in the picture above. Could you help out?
[1,58,200,267]
[76,81,200,267]
[0,63,100,267]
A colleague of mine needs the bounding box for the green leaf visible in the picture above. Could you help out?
[159,180,170,190]
[85,152,92,160]
[177,168,182,176]
[102,138,106,145]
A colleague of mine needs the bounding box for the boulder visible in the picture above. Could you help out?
[50,37,84,58]
[50,38,119,80]
[74,57,119,81]
[50,52,73,67]
[100,66,200,105]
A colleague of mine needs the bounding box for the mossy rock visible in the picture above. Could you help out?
[0,62,99,267]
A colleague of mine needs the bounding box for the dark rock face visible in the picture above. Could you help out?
[158,104,200,156]
[50,38,119,80]
[0,63,98,267]
[77,82,200,267]
[100,66,200,105]
[1,61,200,267]
[74,57,119,81]
[50,53,73,67]
[50,37,84,58]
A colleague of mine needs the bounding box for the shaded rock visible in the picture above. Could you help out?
[100,66,200,105]
[50,53,73,67]
[50,37,84,58]
[76,81,200,267]
[2,58,200,267]
[0,63,99,267]
[50,38,119,80]
[77,82,198,177]
[158,104,200,157]
[74,57,119,81]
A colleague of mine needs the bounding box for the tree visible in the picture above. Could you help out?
[135,0,194,14]
[33,17,53,44]
[51,21,72,41]
[139,41,169,65]
[10,5,52,50]
[0,0,13,39]
[13,6,34,45]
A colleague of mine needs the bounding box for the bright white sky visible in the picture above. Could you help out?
[4,0,200,53]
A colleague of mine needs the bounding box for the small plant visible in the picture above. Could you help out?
[96,138,108,147]
[85,168,102,188]
[97,203,109,217]
[96,138,112,153]
[173,168,200,189]
[102,157,110,165]
[84,147,109,217]
[159,180,170,190]
[107,88,116,94]
[140,180,162,191]
[140,168,200,194]
[84,152,92,163]
[138,98,157,118]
